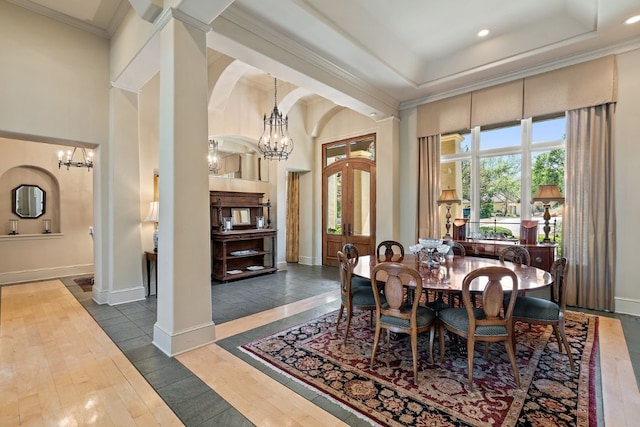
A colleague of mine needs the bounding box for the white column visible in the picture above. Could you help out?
[94,87,145,305]
[399,107,418,246]
[153,12,215,356]
[376,116,401,241]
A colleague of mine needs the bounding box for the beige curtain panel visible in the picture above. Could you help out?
[286,171,300,263]
[563,103,616,311]
[417,135,441,240]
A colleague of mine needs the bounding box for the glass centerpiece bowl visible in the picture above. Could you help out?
[418,238,443,266]
[408,244,422,255]
[418,238,443,251]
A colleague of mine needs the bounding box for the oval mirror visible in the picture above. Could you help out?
[12,184,46,218]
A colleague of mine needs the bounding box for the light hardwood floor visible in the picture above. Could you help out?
[2,279,639,426]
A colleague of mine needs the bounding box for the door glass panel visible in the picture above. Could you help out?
[326,171,342,234]
[352,169,370,236]
[350,136,375,161]
[325,144,346,166]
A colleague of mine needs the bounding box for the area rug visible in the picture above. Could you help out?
[73,276,94,292]
[240,310,598,426]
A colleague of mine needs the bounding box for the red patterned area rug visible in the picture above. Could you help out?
[240,310,598,426]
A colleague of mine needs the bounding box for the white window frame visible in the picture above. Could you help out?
[441,115,566,229]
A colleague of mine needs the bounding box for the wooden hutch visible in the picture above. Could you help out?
[210,191,277,282]
[451,218,556,272]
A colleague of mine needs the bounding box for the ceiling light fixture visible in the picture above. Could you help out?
[477,28,490,37]
[624,15,640,25]
[58,147,93,171]
[258,78,293,161]
[208,138,220,174]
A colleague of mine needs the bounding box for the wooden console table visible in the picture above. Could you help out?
[211,229,277,281]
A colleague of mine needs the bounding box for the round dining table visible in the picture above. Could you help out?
[352,253,552,293]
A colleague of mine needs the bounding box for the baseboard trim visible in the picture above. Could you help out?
[615,297,640,317]
[0,265,93,285]
[153,321,216,357]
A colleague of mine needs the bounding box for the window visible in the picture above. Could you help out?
[441,116,565,243]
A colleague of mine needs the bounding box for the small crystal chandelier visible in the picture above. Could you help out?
[58,147,93,171]
[258,78,293,160]
[208,138,220,174]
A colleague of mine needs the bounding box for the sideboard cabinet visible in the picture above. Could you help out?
[210,191,276,282]
[457,240,556,272]
[451,218,556,271]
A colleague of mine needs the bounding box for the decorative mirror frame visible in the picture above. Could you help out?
[231,208,251,225]
[12,184,46,219]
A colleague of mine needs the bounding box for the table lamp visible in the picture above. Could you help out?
[531,184,564,243]
[144,201,159,252]
[438,188,461,238]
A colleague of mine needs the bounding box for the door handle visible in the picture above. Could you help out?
[347,223,352,236]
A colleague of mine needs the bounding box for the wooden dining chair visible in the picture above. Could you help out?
[447,241,466,257]
[376,240,405,259]
[336,249,378,344]
[342,243,371,288]
[512,257,575,370]
[370,262,436,385]
[438,266,521,390]
[499,246,531,266]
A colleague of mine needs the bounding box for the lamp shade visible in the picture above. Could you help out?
[144,201,159,222]
[437,189,461,205]
[532,184,564,204]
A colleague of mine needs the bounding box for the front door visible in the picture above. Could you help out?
[322,135,376,266]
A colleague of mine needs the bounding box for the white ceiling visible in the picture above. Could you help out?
[10,0,640,118]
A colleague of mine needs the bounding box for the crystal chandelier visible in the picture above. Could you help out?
[58,147,93,171]
[258,78,293,160]
[208,138,220,174]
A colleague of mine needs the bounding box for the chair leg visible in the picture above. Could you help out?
[467,336,475,389]
[555,323,575,370]
[343,307,353,345]
[439,326,446,363]
[336,304,344,331]
[504,339,521,388]
[429,327,435,364]
[370,325,382,369]
[411,332,419,385]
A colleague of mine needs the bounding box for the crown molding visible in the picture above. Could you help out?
[6,0,110,38]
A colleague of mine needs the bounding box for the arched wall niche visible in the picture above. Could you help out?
[0,165,60,234]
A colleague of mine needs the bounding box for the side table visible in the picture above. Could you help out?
[144,251,157,297]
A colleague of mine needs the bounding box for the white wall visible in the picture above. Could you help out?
[0,1,109,145]
[612,48,640,315]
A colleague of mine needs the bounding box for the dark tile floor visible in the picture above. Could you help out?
[62,265,347,427]
[62,264,640,426]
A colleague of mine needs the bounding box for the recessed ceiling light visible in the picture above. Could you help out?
[477,29,490,37]
[624,15,640,25]
[370,112,377,117]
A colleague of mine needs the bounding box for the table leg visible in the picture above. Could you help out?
[146,256,151,297]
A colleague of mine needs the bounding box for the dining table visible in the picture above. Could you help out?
[352,253,553,294]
